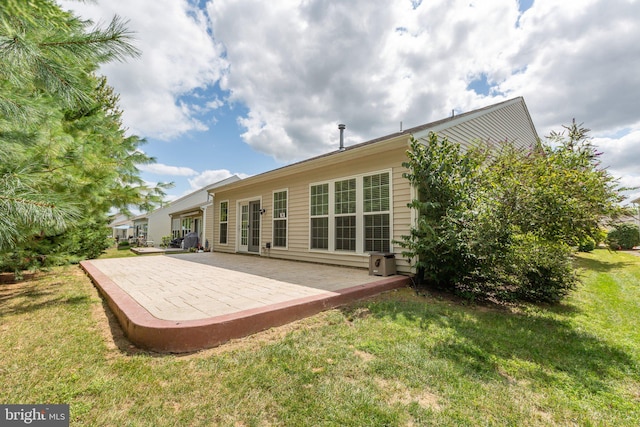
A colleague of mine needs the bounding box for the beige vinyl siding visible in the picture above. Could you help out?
[391,161,412,273]
[211,135,415,273]
[204,203,214,250]
[215,199,237,251]
[430,99,537,150]
[209,98,538,275]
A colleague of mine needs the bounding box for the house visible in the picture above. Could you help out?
[106,177,241,247]
[132,213,149,241]
[145,175,241,247]
[108,213,134,241]
[202,97,538,275]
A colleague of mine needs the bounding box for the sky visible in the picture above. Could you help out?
[57,0,640,205]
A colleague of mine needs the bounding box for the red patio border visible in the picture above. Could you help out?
[80,260,410,353]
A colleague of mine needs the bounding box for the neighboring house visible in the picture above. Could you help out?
[205,97,539,275]
[132,213,149,240]
[144,175,241,247]
[108,213,134,241]
[607,196,640,229]
[106,177,241,247]
[145,204,172,247]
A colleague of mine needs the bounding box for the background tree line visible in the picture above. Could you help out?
[397,121,629,303]
[0,0,170,274]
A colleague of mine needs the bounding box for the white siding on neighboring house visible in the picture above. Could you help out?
[146,208,171,247]
[108,213,133,240]
[145,175,241,246]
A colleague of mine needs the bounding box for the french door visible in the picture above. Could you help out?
[239,200,261,253]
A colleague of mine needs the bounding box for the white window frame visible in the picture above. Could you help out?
[181,218,192,237]
[219,200,229,245]
[308,169,393,254]
[272,189,288,249]
[171,218,181,239]
[334,177,358,252]
[363,172,392,252]
[310,183,330,250]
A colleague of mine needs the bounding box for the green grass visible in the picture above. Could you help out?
[1,249,639,426]
[100,245,138,259]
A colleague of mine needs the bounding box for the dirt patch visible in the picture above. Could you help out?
[375,377,442,411]
[353,349,375,362]
[342,306,372,325]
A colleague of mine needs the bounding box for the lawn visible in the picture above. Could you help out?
[1,249,638,426]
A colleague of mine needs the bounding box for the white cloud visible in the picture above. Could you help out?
[594,128,640,176]
[498,0,640,137]
[59,0,640,197]
[58,0,227,140]
[138,163,198,177]
[207,0,527,161]
[206,0,640,164]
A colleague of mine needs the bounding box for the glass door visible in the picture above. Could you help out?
[249,201,261,253]
[239,203,249,252]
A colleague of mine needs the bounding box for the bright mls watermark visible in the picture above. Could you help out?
[1,405,69,426]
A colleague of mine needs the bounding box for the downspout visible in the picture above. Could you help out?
[200,205,206,251]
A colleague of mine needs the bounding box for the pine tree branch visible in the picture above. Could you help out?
[0,194,57,208]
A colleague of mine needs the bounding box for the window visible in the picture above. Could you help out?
[364,173,390,213]
[219,201,228,244]
[181,218,192,237]
[172,219,181,238]
[334,178,356,251]
[310,184,329,249]
[364,213,390,252]
[240,204,249,246]
[335,178,356,215]
[364,173,390,252]
[335,216,356,251]
[273,190,288,247]
[309,170,392,253]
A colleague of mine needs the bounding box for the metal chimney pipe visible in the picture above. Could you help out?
[338,124,346,151]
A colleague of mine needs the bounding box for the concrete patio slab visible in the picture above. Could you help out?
[80,253,410,353]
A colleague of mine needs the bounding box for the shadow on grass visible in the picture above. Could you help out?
[97,296,174,357]
[574,250,637,273]
[362,293,637,397]
[0,279,90,317]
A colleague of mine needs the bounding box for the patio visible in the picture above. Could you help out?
[80,252,410,353]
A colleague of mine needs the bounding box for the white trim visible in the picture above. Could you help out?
[235,196,262,253]
[271,188,289,250]
[218,200,229,246]
[308,168,393,254]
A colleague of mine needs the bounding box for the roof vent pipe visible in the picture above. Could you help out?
[338,124,346,151]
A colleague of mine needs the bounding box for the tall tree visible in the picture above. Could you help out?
[0,1,170,270]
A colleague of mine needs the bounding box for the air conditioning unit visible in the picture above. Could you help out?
[369,252,396,276]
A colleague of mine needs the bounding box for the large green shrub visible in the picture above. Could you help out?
[578,236,596,252]
[507,234,578,302]
[398,122,626,303]
[117,240,131,250]
[396,133,486,290]
[607,223,640,250]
